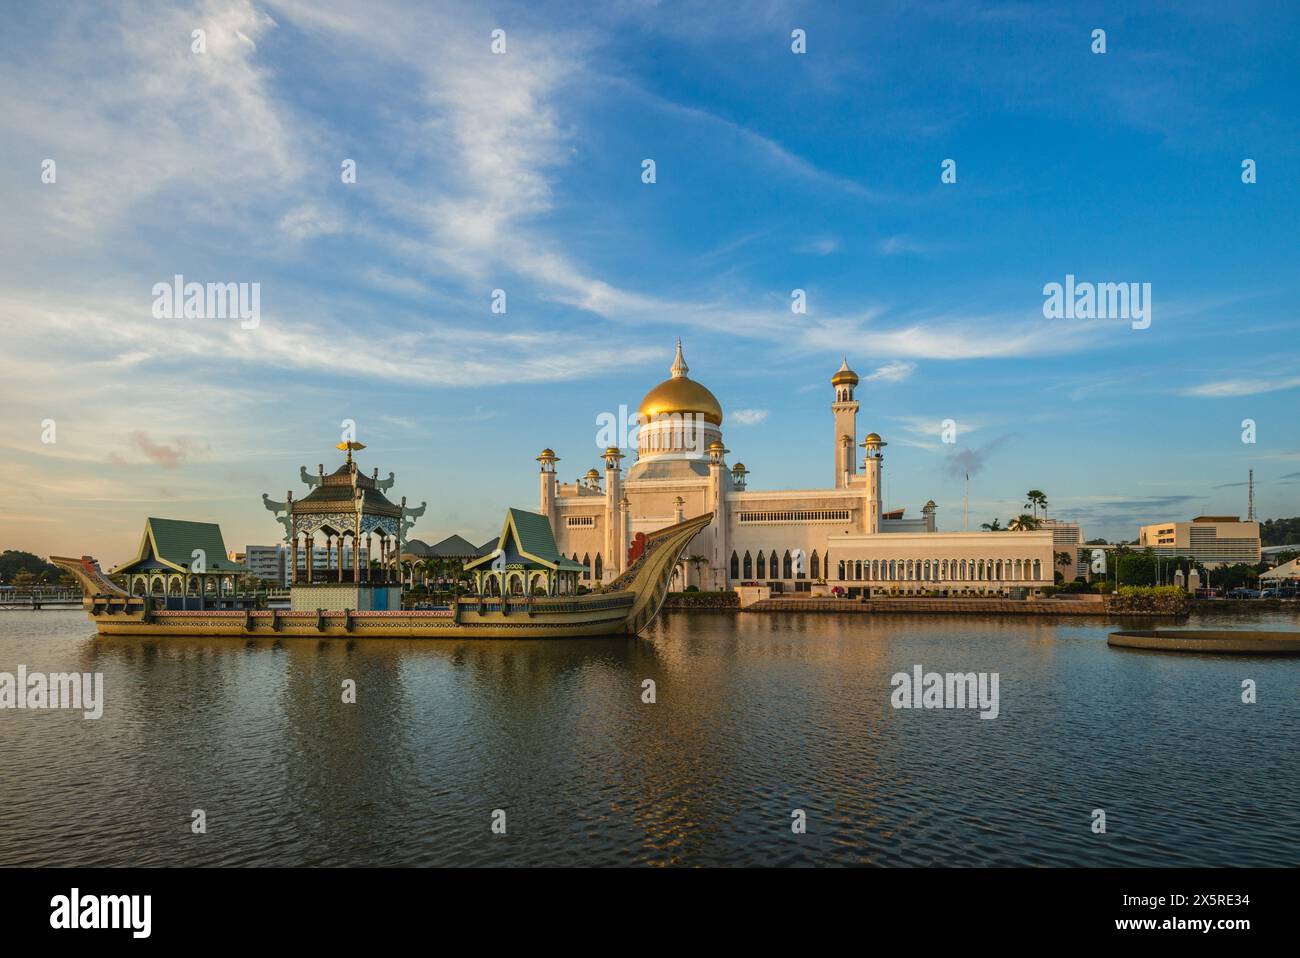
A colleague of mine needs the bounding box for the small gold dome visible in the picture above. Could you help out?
[731,462,747,472]
[538,447,556,458]
[603,446,622,458]
[707,439,727,453]
[584,468,601,479]
[638,339,724,426]
[832,355,859,387]
[863,432,883,444]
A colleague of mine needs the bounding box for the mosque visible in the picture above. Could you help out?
[538,342,1057,596]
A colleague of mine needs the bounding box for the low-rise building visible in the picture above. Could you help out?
[1039,518,1084,579]
[1137,516,1261,568]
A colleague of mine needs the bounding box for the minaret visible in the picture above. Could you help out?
[707,439,729,588]
[832,357,860,488]
[603,446,625,575]
[859,432,886,534]
[537,447,560,527]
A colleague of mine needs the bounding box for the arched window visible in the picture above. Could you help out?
[744,551,753,578]
[582,553,591,581]
[730,551,740,579]
[855,560,863,580]
[923,559,930,581]
[1033,558,1041,580]
[756,552,766,578]
[595,553,603,580]
[782,550,793,578]
[809,551,819,579]
[838,559,845,580]
[770,551,779,580]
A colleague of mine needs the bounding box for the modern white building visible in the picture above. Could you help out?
[538,342,1058,595]
[240,544,287,586]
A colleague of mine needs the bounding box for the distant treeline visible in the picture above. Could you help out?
[0,550,66,585]
[1261,517,1300,546]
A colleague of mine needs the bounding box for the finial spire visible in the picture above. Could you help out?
[670,337,689,379]
[336,440,366,464]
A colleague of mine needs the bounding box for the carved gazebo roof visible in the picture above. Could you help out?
[292,461,402,518]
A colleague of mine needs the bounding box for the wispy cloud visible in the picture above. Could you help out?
[730,409,769,426]
[1182,375,1300,398]
[862,360,916,383]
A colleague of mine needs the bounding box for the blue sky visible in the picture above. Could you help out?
[1,0,1298,562]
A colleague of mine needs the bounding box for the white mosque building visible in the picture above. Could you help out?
[537,341,1056,596]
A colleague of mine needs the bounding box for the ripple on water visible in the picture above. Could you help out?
[1,607,1297,866]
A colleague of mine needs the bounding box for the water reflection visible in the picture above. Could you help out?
[0,608,1297,866]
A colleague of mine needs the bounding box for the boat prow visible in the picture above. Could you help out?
[49,513,713,640]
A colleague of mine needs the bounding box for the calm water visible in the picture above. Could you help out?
[1,608,1297,867]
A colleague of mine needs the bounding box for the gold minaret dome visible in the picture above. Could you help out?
[638,339,724,427]
[862,432,884,444]
[831,355,859,387]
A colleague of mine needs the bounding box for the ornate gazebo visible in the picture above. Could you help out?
[263,442,424,611]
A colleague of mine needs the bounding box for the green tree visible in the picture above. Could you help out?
[980,518,1003,531]
[1009,513,1040,531]
[1260,516,1300,546]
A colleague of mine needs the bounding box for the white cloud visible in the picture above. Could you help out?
[730,409,769,426]
[1182,375,1300,398]
[879,235,928,255]
[863,360,916,383]
[798,237,840,256]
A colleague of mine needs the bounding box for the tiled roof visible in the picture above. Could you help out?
[112,518,244,574]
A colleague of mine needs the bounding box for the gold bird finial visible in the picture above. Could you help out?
[336,440,366,463]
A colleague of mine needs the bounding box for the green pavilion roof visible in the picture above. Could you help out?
[110,517,244,576]
[465,508,586,573]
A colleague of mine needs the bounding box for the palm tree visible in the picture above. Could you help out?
[415,558,436,587]
[1025,490,1048,519]
[1008,514,1040,531]
[687,554,708,588]
[980,518,1003,532]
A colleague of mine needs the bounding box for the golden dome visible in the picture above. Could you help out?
[863,432,883,444]
[638,339,724,427]
[537,447,558,460]
[731,462,747,472]
[831,355,859,387]
[603,446,622,458]
[584,468,601,479]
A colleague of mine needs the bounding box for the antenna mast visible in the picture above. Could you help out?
[1248,468,1255,521]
